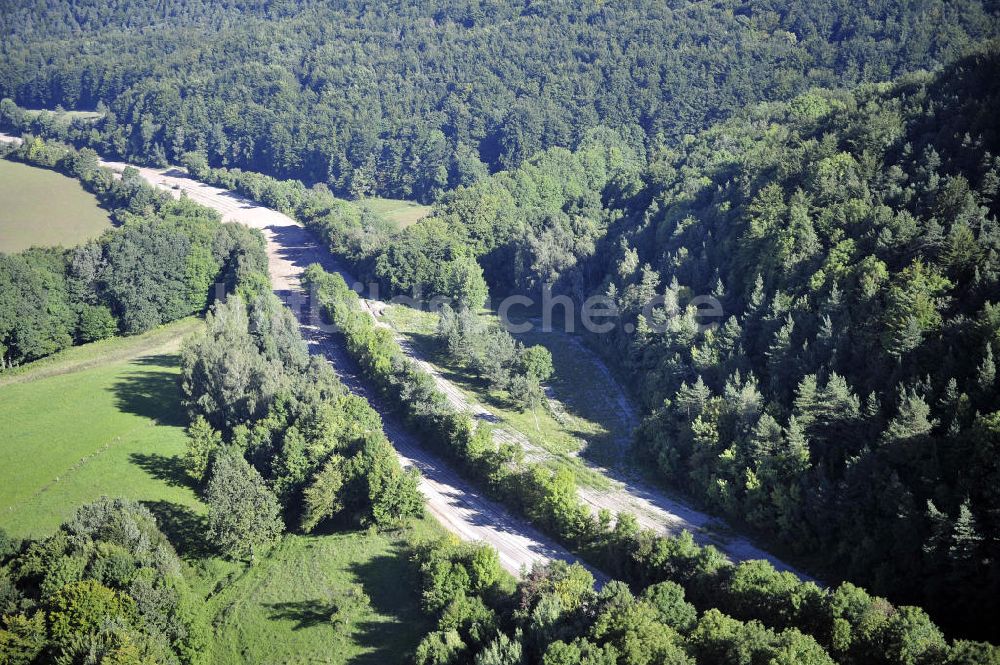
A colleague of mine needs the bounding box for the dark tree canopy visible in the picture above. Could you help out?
[0,0,996,201]
[409,45,1000,640]
[0,498,204,664]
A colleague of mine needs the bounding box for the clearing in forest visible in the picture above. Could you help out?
[0,158,112,253]
[379,304,628,481]
[361,196,432,230]
[196,523,441,665]
[0,318,203,538]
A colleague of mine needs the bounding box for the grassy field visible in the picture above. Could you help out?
[0,314,441,663]
[21,108,104,130]
[514,326,634,461]
[380,304,631,486]
[196,521,442,665]
[0,158,111,253]
[361,197,431,230]
[0,318,204,539]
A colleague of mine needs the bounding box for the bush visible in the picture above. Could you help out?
[305,264,987,665]
[0,498,203,663]
[77,303,118,341]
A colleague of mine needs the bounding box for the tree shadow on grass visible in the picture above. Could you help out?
[141,499,213,560]
[110,355,186,427]
[345,542,433,665]
[130,452,192,489]
[265,600,339,631]
[398,330,441,358]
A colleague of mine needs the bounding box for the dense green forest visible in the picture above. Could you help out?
[3,0,1000,657]
[0,499,206,663]
[68,36,999,640]
[1,0,997,201]
[598,46,1000,639]
[353,45,1000,639]
[408,537,1000,665]
[180,290,424,544]
[304,265,999,664]
[0,138,266,369]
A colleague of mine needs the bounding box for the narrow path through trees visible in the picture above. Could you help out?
[0,134,808,582]
[91,154,596,579]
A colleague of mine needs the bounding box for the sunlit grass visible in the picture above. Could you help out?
[379,303,633,489]
[196,520,442,665]
[0,159,111,252]
[360,197,431,230]
[0,313,443,663]
[0,318,204,539]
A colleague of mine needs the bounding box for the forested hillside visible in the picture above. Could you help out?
[407,539,1000,665]
[407,45,1000,638]
[599,47,1000,638]
[305,264,999,664]
[0,138,265,369]
[1,0,997,201]
[4,0,1000,654]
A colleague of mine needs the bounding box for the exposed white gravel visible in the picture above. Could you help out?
[91,155,597,579]
[0,132,811,582]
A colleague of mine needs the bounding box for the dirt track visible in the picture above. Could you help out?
[0,133,807,581]
[379,313,812,579]
[90,156,597,579]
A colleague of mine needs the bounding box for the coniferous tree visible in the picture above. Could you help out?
[205,448,284,561]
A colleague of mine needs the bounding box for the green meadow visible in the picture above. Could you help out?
[0,317,204,538]
[362,196,431,230]
[0,314,437,663]
[21,108,104,129]
[0,158,111,253]
[196,523,440,665]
